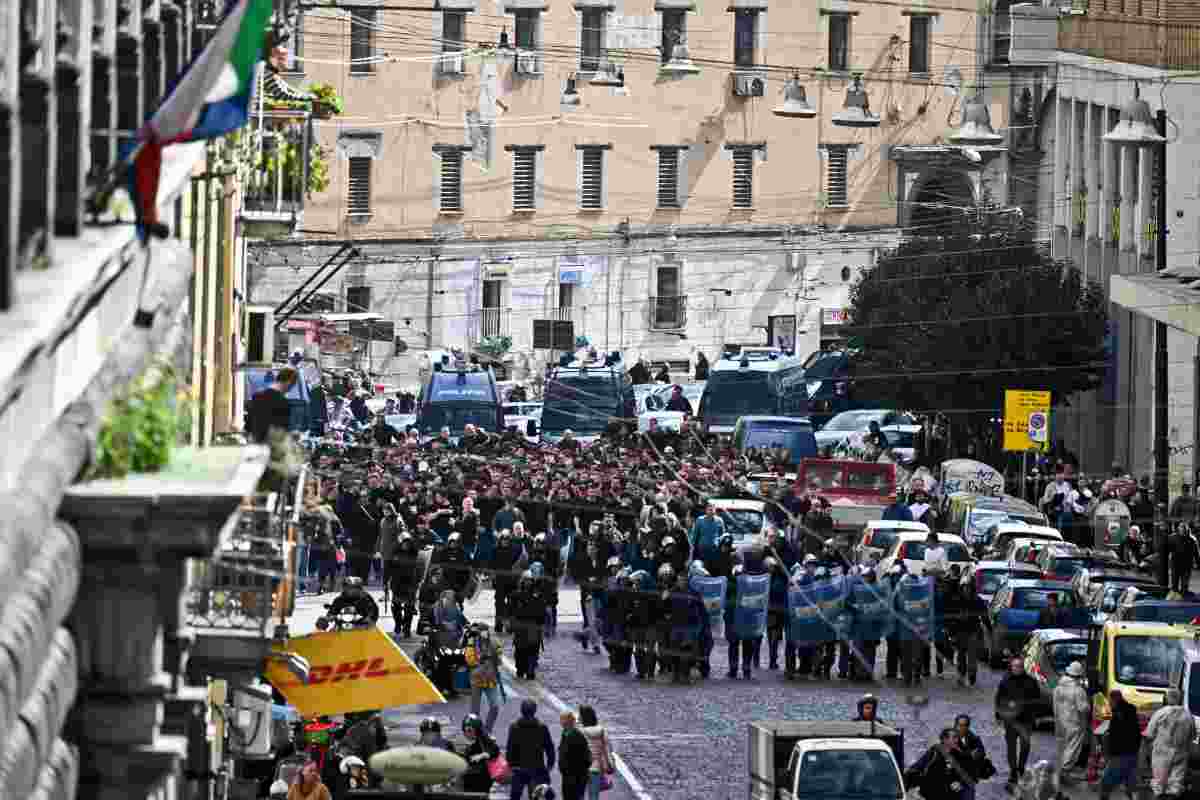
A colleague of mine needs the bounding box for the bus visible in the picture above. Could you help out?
[541,354,635,443]
[416,363,504,439]
[697,348,808,436]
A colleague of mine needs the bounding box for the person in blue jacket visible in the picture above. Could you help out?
[764,556,789,672]
[663,566,709,684]
[689,502,726,564]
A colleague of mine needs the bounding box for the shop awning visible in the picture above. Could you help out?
[1110,268,1200,336]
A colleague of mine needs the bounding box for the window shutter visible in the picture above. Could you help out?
[826,146,849,207]
[347,157,372,215]
[731,148,754,209]
[828,13,849,72]
[909,16,930,73]
[439,150,463,212]
[513,149,537,210]
[580,148,603,210]
[350,9,376,73]
[657,149,680,208]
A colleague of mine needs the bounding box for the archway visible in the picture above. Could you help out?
[908,172,976,233]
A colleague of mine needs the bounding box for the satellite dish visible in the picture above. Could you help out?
[943,67,963,97]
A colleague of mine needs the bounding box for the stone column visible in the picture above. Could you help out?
[19,0,58,270]
[56,25,85,237]
[1085,103,1099,244]
[115,1,143,156]
[1136,145,1154,264]
[1069,98,1081,237]
[1119,143,1136,253]
[91,10,116,184]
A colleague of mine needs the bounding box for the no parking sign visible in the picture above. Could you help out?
[1003,390,1050,452]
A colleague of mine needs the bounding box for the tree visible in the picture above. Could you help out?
[845,223,1108,431]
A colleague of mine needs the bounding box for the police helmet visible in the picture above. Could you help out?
[658,564,676,582]
[606,556,622,570]
[447,532,462,547]
[462,714,484,735]
[732,564,745,577]
[534,533,548,546]
[857,693,879,717]
[498,528,512,542]
[815,567,829,578]
[718,534,734,548]
[419,717,442,734]
[823,538,835,548]
[804,554,818,564]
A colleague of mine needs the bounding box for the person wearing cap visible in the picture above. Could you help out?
[1145,687,1196,800]
[854,693,883,723]
[1052,661,1090,785]
[336,755,370,796]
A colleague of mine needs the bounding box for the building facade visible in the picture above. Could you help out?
[250,0,996,385]
[1004,0,1200,484]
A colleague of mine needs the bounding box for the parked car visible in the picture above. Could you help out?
[962,560,1038,605]
[813,409,914,450]
[1035,545,1124,583]
[878,424,920,465]
[1022,628,1091,722]
[1112,595,1200,625]
[875,532,972,578]
[986,523,1063,560]
[943,493,1048,549]
[853,520,930,567]
[708,498,770,552]
[1005,539,1056,572]
[983,578,1088,664]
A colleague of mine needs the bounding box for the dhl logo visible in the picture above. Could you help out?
[277,657,418,687]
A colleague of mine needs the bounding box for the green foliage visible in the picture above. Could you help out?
[89,363,193,480]
[477,335,513,357]
[846,222,1109,422]
[254,139,331,198]
[307,82,345,116]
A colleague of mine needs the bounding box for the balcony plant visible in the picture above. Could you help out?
[477,335,512,358]
[250,138,332,199]
[308,82,345,119]
[88,361,194,480]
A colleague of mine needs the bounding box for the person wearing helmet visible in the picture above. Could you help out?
[844,566,887,682]
[705,533,736,580]
[324,575,380,628]
[461,713,502,795]
[600,557,631,674]
[767,528,799,572]
[784,556,820,680]
[626,568,659,680]
[490,529,524,634]
[337,754,370,793]
[530,532,561,636]
[660,535,688,577]
[386,532,423,638]
[531,786,557,800]
[419,717,456,753]
[655,563,679,678]
[764,557,788,672]
[435,531,473,607]
[855,693,883,723]
[661,566,708,684]
[511,570,549,680]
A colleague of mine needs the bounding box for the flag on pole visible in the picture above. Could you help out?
[127,0,274,237]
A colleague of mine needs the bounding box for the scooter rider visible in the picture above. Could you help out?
[436,532,473,605]
[321,576,379,629]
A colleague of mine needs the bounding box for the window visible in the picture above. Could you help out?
[580,9,606,72]
[481,279,505,337]
[579,146,604,210]
[350,9,376,74]
[734,11,758,68]
[514,10,539,49]
[655,147,681,208]
[828,12,850,72]
[730,146,755,209]
[825,145,849,208]
[347,156,372,216]
[559,283,574,308]
[511,148,537,210]
[909,15,930,74]
[654,264,683,327]
[438,148,464,212]
[992,0,1012,64]
[443,11,465,52]
[346,286,372,313]
[661,10,686,64]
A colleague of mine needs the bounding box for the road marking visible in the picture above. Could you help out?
[500,656,655,800]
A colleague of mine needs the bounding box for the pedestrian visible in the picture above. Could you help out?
[511,572,548,680]
[464,624,505,734]
[995,656,1040,789]
[557,711,593,800]
[1144,688,1196,800]
[953,714,995,799]
[288,761,332,800]
[248,367,297,443]
[461,714,502,796]
[1168,521,1198,595]
[505,700,556,800]
[418,717,456,753]
[1052,661,1090,784]
[694,352,709,381]
[905,728,974,800]
[375,503,402,606]
[1098,690,1141,800]
[577,705,615,800]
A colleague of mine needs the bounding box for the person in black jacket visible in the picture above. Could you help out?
[247,368,297,443]
[491,530,524,634]
[461,714,502,796]
[625,572,659,680]
[995,657,1041,787]
[435,533,473,604]
[511,573,548,680]
[557,711,593,800]
[1099,690,1142,800]
[905,729,975,800]
[506,700,556,800]
[949,580,986,687]
[387,535,423,638]
[953,715,995,788]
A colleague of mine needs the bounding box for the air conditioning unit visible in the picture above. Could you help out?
[733,73,765,97]
[517,51,542,75]
[440,51,464,75]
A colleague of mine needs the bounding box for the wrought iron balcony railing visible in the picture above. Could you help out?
[480,307,510,339]
[186,508,286,635]
[243,108,312,222]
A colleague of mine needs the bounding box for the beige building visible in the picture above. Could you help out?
[251,0,997,382]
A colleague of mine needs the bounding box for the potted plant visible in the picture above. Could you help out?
[308,82,344,119]
[88,360,194,480]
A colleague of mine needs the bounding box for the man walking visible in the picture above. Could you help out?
[557,711,593,800]
[506,700,556,800]
[995,656,1040,790]
[1098,690,1141,800]
[1145,688,1196,800]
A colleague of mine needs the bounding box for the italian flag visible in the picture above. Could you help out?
[130,0,274,236]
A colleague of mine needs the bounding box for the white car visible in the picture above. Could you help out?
[814,409,914,450]
[708,498,770,550]
[986,523,1064,559]
[876,532,972,577]
[853,520,930,567]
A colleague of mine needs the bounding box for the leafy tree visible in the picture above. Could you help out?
[845,224,1108,428]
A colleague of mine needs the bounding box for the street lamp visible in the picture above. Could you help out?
[773,73,817,119]
[832,74,880,128]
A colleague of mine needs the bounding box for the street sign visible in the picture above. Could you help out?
[1003,389,1051,452]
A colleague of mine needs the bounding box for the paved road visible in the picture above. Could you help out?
[289,583,1081,800]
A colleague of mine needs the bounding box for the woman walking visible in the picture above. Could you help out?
[577,705,616,800]
[461,714,502,796]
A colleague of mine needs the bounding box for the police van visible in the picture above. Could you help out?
[415,360,504,440]
[541,352,635,444]
[697,349,808,437]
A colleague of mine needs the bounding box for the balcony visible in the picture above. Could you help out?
[1058,14,1200,69]
[479,307,510,339]
[648,295,687,331]
[241,108,314,236]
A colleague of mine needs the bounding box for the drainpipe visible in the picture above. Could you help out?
[426,253,436,349]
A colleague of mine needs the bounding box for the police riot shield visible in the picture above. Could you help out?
[733,573,770,641]
[690,575,727,639]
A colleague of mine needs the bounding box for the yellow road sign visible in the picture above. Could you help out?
[1003,390,1051,452]
[266,628,444,717]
